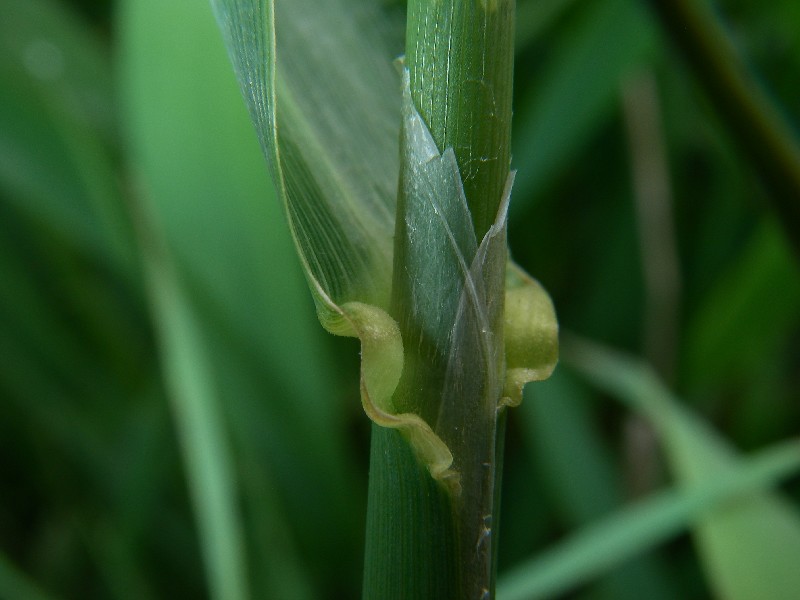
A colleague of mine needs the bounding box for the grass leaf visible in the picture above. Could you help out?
[135,204,249,600]
[212,0,403,313]
[497,437,800,600]
[567,338,800,600]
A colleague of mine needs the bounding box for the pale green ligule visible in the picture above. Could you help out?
[211,0,558,496]
[330,301,459,490]
[501,263,560,409]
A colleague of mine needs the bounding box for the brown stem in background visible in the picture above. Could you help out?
[621,70,680,498]
[622,71,681,383]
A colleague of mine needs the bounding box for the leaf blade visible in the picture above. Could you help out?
[212,0,403,313]
[497,437,800,600]
[567,338,800,600]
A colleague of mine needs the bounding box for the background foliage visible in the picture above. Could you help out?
[1,0,798,598]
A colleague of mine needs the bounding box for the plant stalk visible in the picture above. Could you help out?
[406,0,515,240]
[363,1,515,598]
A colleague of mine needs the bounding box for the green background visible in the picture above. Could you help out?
[1,0,798,598]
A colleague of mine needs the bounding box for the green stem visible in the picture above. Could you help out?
[362,426,460,599]
[648,0,800,255]
[406,1,515,595]
[406,0,515,240]
[362,2,515,598]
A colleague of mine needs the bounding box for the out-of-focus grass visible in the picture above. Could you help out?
[1,0,798,598]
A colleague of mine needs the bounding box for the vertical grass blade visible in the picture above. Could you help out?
[135,204,249,600]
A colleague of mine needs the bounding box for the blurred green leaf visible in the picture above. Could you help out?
[118,0,364,484]
[119,0,360,594]
[647,0,800,253]
[683,219,800,390]
[567,338,800,600]
[512,0,657,209]
[517,369,675,600]
[0,0,152,512]
[0,553,62,600]
[497,436,800,600]
[0,0,133,275]
[0,0,114,136]
[515,0,578,51]
[136,206,249,600]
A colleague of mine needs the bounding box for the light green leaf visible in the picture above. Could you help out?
[211,0,402,315]
[567,338,800,600]
[136,204,249,600]
[497,437,800,600]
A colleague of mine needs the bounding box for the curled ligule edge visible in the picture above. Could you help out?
[311,258,558,498]
[320,297,460,493]
[500,264,559,410]
[212,0,558,496]
[309,129,558,498]
[273,87,556,497]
